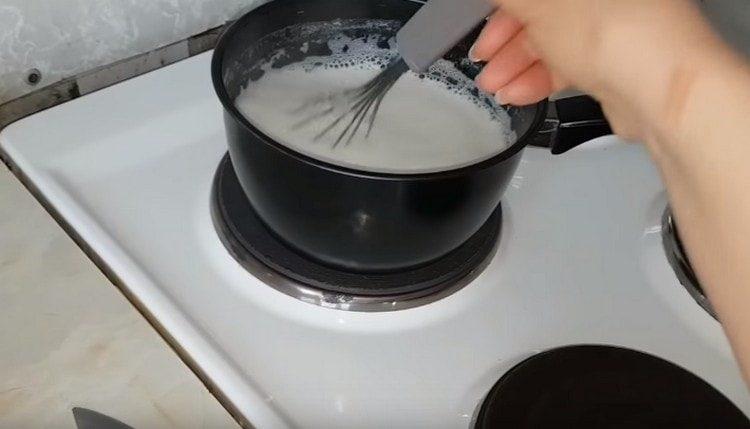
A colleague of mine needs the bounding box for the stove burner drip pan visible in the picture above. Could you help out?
[210,154,500,311]
[476,345,750,428]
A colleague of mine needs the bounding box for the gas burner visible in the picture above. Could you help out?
[662,208,716,319]
[210,154,500,311]
[476,345,750,428]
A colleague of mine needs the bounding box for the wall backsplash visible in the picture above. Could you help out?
[0,0,260,105]
[0,0,748,106]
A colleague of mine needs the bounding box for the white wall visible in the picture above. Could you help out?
[0,0,258,104]
[0,0,748,106]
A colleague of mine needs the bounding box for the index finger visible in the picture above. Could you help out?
[470,10,523,62]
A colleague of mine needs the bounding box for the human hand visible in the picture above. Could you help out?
[471,0,726,143]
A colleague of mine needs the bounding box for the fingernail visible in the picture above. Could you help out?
[494,91,505,105]
[474,72,485,90]
[468,43,480,63]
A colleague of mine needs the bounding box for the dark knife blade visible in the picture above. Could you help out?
[72,407,134,429]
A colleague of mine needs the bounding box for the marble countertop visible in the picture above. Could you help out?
[0,166,238,428]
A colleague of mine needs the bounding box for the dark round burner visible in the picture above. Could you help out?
[476,345,750,429]
[662,208,716,319]
[211,154,500,299]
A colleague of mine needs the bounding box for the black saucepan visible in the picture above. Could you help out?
[211,0,612,273]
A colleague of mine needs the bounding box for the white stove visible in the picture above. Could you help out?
[1,52,748,428]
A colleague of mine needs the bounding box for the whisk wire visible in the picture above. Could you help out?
[331,75,394,147]
[297,58,410,148]
[365,81,395,139]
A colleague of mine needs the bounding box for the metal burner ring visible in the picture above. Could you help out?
[661,208,717,319]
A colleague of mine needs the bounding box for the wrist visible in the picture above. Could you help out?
[647,48,750,160]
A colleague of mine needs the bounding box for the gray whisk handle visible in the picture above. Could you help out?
[396,0,496,73]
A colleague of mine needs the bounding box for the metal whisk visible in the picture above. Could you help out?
[294,59,409,148]
[294,0,496,148]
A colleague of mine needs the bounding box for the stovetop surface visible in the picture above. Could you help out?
[2,52,747,428]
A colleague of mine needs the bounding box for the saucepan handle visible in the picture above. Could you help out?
[547,95,613,154]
